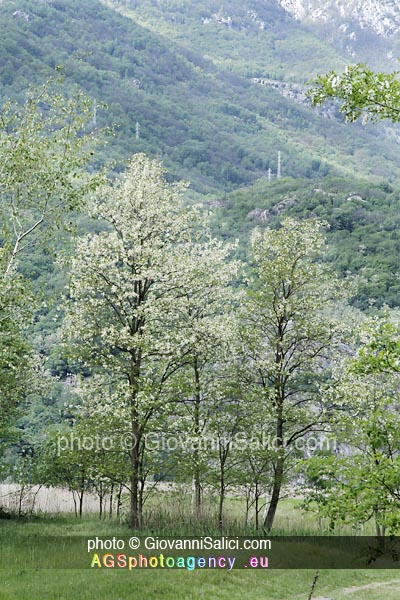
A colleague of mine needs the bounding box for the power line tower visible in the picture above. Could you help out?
[277,151,281,179]
[135,121,141,140]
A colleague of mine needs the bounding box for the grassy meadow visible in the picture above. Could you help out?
[1,497,399,600]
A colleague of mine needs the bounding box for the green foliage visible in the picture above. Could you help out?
[214,176,400,308]
[355,312,400,374]
[302,313,400,535]
[0,276,32,465]
[0,76,100,475]
[240,217,352,530]
[310,64,400,124]
[0,76,102,276]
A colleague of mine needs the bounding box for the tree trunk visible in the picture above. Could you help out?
[263,454,283,532]
[77,467,86,518]
[193,356,202,519]
[129,348,143,529]
[79,471,85,518]
[255,484,259,531]
[109,483,114,518]
[193,471,201,519]
[98,482,104,519]
[130,426,141,529]
[18,485,25,518]
[218,473,225,533]
[116,484,123,518]
[244,488,251,528]
[374,506,385,538]
[139,477,145,525]
[263,406,284,532]
[79,491,84,518]
[72,490,77,518]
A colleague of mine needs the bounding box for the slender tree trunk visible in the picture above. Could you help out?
[374,506,385,538]
[130,425,141,529]
[255,483,259,531]
[193,470,201,518]
[244,488,251,528]
[109,483,114,518]
[72,490,77,518]
[116,484,123,518]
[30,485,42,516]
[78,470,85,518]
[218,437,231,532]
[263,454,284,531]
[193,356,202,519]
[263,335,286,533]
[129,350,142,529]
[263,403,284,532]
[18,485,25,518]
[218,473,225,533]
[372,450,385,538]
[264,459,283,532]
[139,479,145,525]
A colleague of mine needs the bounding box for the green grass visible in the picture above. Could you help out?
[1,560,399,600]
[0,507,399,599]
[141,494,376,536]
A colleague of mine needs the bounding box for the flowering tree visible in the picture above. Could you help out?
[163,239,240,518]
[242,218,351,531]
[355,313,400,375]
[63,153,238,528]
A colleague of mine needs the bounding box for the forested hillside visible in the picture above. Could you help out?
[114,0,400,74]
[1,0,400,195]
[214,176,400,309]
[105,0,348,80]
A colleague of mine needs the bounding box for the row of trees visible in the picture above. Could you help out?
[1,65,400,534]
[25,154,400,534]
[52,154,349,530]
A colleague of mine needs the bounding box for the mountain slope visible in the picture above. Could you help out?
[2,0,400,195]
[104,0,349,82]
[279,0,400,37]
[213,175,400,309]
[277,0,400,68]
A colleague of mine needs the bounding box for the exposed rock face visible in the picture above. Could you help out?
[248,197,298,222]
[278,0,400,38]
[12,10,31,21]
[200,6,268,31]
